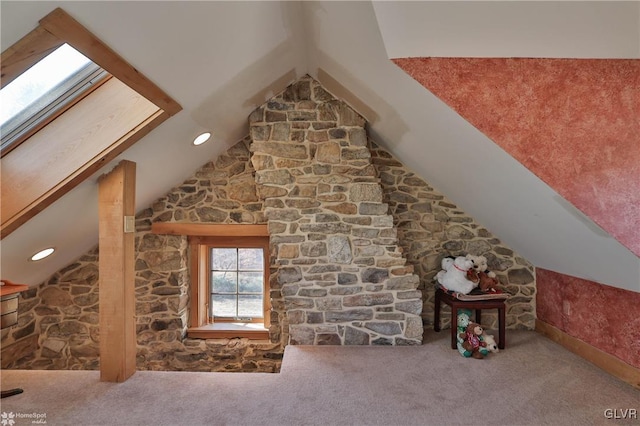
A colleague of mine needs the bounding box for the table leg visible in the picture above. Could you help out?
[498,306,505,349]
[1,388,23,398]
[450,307,457,349]
[476,309,482,325]
[434,291,441,332]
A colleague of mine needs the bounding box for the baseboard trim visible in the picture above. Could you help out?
[535,319,639,390]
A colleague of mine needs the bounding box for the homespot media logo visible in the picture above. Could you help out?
[1,412,47,425]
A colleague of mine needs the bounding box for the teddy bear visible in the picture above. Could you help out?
[460,322,487,359]
[466,254,500,292]
[466,254,490,275]
[482,334,499,353]
[477,271,501,292]
[436,256,476,294]
[440,256,455,272]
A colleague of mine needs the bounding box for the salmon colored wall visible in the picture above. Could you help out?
[394,57,640,368]
[536,268,640,369]
[393,58,640,258]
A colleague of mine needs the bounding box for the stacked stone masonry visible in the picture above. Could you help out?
[249,76,423,346]
[369,144,535,330]
[1,75,535,372]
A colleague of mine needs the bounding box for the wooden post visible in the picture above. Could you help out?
[98,160,136,382]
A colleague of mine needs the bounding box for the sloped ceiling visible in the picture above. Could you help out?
[392,57,640,257]
[1,1,638,293]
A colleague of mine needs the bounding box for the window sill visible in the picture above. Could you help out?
[187,322,269,340]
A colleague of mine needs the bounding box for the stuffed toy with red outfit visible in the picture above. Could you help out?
[460,322,487,359]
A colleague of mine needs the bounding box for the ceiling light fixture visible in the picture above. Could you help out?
[193,132,211,146]
[30,247,55,261]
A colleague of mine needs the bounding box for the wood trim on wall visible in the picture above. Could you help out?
[152,223,269,237]
[0,26,63,88]
[188,241,208,329]
[536,319,640,390]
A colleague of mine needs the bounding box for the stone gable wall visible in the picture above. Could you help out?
[1,76,535,371]
[249,76,424,345]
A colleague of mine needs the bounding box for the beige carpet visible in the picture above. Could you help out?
[1,330,638,426]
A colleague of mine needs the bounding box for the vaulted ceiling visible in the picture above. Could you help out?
[1,1,638,293]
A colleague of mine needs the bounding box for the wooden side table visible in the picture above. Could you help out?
[433,287,506,350]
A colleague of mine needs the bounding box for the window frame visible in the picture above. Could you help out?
[1,54,110,155]
[208,245,267,323]
[188,235,271,339]
[0,7,181,239]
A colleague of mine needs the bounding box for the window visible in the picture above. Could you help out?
[0,43,109,153]
[188,234,271,339]
[1,7,181,239]
[210,247,265,321]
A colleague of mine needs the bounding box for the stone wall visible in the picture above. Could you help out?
[1,75,535,371]
[249,76,424,345]
[369,143,535,330]
[2,137,282,372]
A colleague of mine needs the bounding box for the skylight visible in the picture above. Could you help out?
[0,43,109,152]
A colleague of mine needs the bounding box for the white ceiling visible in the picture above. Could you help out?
[1,1,639,293]
[372,1,640,59]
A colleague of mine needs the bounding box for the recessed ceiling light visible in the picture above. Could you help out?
[30,247,55,261]
[193,132,211,146]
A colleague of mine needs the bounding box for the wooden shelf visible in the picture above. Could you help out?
[1,280,29,297]
[152,223,269,237]
[187,323,269,340]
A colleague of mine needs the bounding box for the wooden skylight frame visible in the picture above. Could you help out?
[0,8,182,239]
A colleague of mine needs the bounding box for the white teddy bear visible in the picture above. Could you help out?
[483,334,499,353]
[435,256,454,284]
[466,254,496,278]
[436,256,476,294]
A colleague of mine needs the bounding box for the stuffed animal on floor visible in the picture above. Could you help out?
[456,309,474,357]
[436,256,476,294]
[457,309,472,332]
[482,334,499,353]
[460,322,487,359]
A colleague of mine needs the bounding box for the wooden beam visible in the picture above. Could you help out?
[536,319,640,390]
[39,8,181,116]
[152,223,269,237]
[0,26,63,88]
[98,160,136,383]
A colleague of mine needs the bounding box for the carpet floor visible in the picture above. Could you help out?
[0,330,638,426]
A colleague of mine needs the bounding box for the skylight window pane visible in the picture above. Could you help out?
[0,43,91,127]
[1,43,109,154]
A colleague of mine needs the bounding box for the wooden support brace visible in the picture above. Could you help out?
[98,160,136,382]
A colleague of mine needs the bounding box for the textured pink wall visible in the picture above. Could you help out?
[536,268,640,368]
[393,58,640,258]
[394,57,640,368]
